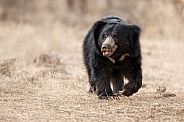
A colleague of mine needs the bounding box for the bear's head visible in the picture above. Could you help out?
[92,21,141,59]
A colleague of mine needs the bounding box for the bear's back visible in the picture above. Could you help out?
[100,15,124,24]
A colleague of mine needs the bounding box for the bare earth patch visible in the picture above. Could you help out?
[0,23,184,121]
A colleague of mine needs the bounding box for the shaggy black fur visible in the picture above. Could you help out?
[82,16,142,99]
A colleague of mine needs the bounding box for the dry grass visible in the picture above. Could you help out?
[0,58,16,77]
[0,22,184,122]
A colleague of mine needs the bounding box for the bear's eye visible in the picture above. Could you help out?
[113,35,119,42]
[103,35,108,39]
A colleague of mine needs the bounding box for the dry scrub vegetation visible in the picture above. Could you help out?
[0,22,184,122]
[0,0,184,121]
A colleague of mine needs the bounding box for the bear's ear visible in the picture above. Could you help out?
[128,25,141,57]
[92,21,107,42]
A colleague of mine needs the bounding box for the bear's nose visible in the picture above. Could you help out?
[102,44,111,50]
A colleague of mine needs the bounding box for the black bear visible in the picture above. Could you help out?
[82,16,142,99]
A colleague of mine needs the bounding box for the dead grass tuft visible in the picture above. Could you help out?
[33,53,69,78]
[0,58,16,77]
[163,93,176,98]
[33,53,60,67]
[156,86,167,93]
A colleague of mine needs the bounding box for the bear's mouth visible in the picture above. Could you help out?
[101,45,117,57]
[102,50,112,56]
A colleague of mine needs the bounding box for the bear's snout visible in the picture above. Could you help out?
[102,36,115,48]
[101,36,117,56]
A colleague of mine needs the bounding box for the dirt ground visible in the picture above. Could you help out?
[0,23,184,122]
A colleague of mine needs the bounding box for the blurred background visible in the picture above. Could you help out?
[0,0,184,40]
[0,1,184,121]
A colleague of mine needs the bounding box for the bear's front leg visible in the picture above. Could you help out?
[91,68,114,99]
[123,66,142,96]
[111,69,124,94]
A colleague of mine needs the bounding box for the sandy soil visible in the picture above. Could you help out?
[0,23,184,122]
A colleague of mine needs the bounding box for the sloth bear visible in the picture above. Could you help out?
[82,16,142,99]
